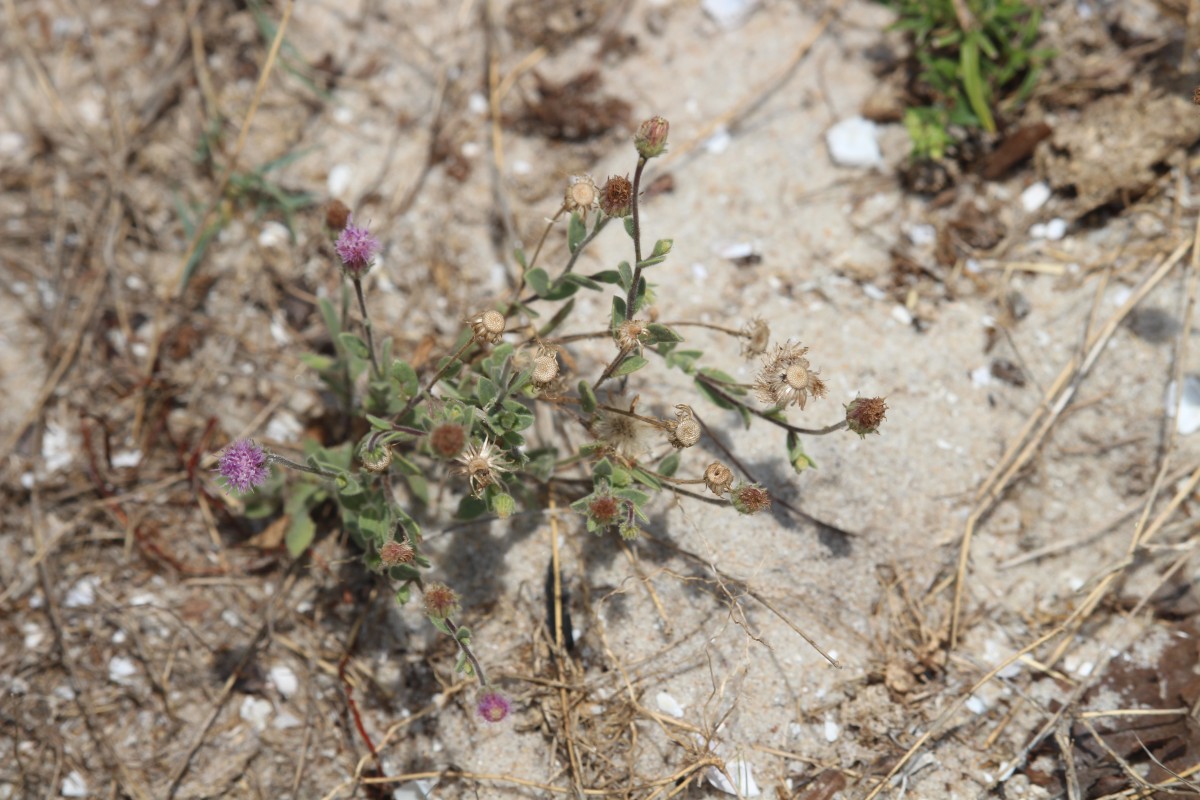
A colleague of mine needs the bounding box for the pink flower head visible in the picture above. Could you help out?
[216,439,270,495]
[476,689,511,724]
[334,216,380,277]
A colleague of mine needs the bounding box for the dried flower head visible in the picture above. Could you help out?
[635,115,669,159]
[754,341,828,410]
[587,494,621,527]
[845,396,888,438]
[429,422,467,459]
[599,174,633,217]
[731,483,771,515]
[615,319,647,353]
[455,437,511,496]
[326,199,351,231]
[216,439,270,495]
[704,462,734,495]
[334,216,381,278]
[564,174,598,218]
[424,582,460,619]
[359,440,392,472]
[740,317,771,358]
[666,404,701,449]
[531,347,560,388]
[379,540,415,567]
[469,309,506,345]
[476,689,512,723]
[594,409,650,459]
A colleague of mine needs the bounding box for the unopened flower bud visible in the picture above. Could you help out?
[334,216,381,278]
[730,483,771,515]
[491,492,516,519]
[600,174,633,217]
[635,116,669,159]
[469,309,506,345]
[424,582,460,619]
[379,540,415,567]
[845,397,888,438]
[618,523,641,541]
[704,462,734,495]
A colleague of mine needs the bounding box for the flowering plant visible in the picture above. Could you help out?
[213,117,886,724]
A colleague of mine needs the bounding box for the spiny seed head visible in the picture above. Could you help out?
[326,199,351,231]
[666,404,701,449]
[379,540,415,567]
[704,462,734,495]
[429,423,467,459]
[600,174,633,217]
[588,495,621,526]
[469,309,506,345]
[731,483,771,515]
[476,689,512,723]
[359,441,392,472]
[754,340,828,410]
[845,396,888,438]
[424,582,460,619]
[216,439,270,495]
[564,174,598,218]
[741,318,771,358]
[635,116,669,159]
[455,437,510,496]
[334,216,381,278]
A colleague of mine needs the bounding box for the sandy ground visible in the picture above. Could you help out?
[3,0,1200,798]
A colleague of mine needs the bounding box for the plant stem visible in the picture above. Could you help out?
[444,617,488,685]
[657,320,748,338]
[517,216,611,306]
[593,344,632,391]
[695,374,847,435]
[596,403,670,430]
[352,277,381,377]
[623,157,648,320]
[396,338,474,420]
[267,453,340,479]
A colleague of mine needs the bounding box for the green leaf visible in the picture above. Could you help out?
[611,296,627,330]
[664,348,703,374]
[960,34,995,134]
[644,323,684,344]
[631,467,661,490]
[365,414,392,431]
[525,267,551,298]
[568,211,587,253]
[395,584,412,605]
[695,376,737,411]
[623,216,636,239]
[476,377,499,408]
[456,494,488,520]
[557,272,603,291]
[318,297,341,339]
[612,355,648,377]
[593,458,614,480]
[299,352,335,371]
[285,513,315,558]
[537,298,575,338]
[405,472,430,505]
[591,270,622,285]
[658,451,680,478]
[514,247,528,269]
[698,367,745,393]
[618,261,633,291]
[650,238,673,259]
[391,360,419,397]
[578,380,597,414]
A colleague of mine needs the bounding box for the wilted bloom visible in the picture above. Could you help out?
[334,216,381,277]
[564,174,598,218]
[468,309,506,345]
[379,540,415,567]
[359,440,392,472]
[594,409,650,459]
[326,199,351,231]
[455,437,511,496]
[845,396,888,438]
[216,439,270,495]
[429,422,467,459]
[754,341,828,410]
[635,116,669,159]
[740,318,771,358]
[731,483,771,515]
[599,174,633,217]
[424,582,460,619]
[615,319,647,353]
[531,346,560,388]
[476,688,512,723]
[704,462,734,495]
[666,404,701,449]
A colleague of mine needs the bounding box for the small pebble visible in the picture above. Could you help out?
[1020,181,1051,212]
[825,117,882,168]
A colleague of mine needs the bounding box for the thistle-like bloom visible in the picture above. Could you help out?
[754,341,828,410]
[455,437,511,496]
[599,174,632,217]
[468,309,506,345]
[731,483,771,515]
[845,396,888,438]
[429,422,467,459]
[334,216,381,277]
[216,439,271,495]
[665,404,701,449]
[424,582,460,619]
[379,540,415,567]
[476,688,512,724]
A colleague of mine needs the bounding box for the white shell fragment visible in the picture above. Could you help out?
[707,758,761,796]
[825,117,882,168]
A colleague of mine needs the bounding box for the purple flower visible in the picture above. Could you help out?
[334,216,380,277]
[476,689,511,724]
[216,439,270,495]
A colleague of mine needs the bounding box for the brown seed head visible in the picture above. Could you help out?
[360,442,393,472]
[564,174,598,218]
[754,341,828,410]
[845,396,888,438]
[430,423,466,458]
[616,319,646,352]
[532,354,559,386]
[666,404,701,449]
[731,483,771,515]
[741,318,770,358]
[424,582,460,619]
[704,462,734,495]
[588,495,621,526]
[326,199,351,231]
[470,309,506,345]
[599,174,633,217]
[379,540,415,567]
